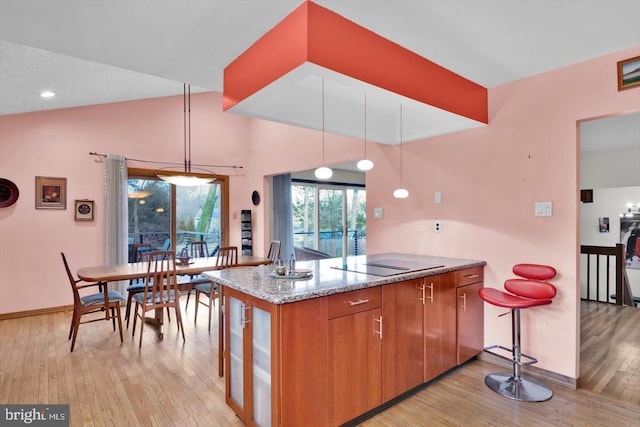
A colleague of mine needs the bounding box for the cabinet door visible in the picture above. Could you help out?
[252,303,272,427]
[226,294,248,418]
[226,290,278,427]
[382,280,424,402]
[328,308,382,426]
[423,273,457,382]
[457,281,484,365]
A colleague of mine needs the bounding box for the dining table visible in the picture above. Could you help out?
[77,254,272,348]
[77,254,272,283]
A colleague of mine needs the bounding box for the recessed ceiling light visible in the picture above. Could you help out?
[40,91,55,98]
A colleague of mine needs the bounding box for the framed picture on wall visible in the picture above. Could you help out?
[35,176,66,209]
[617,55,640,91]
[74,199,94,221]
[599,217,609,233]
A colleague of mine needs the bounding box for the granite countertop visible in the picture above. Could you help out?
[202,252,485,305]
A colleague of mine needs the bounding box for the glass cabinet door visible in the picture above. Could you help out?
[252,306,271,426]
[228,296,244,409]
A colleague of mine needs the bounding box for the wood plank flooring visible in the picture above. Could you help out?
[1,299,639,426]
[579,300,640,406]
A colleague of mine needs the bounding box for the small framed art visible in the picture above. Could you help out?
[598,217,609,233]
[35,176,67,209]
[74,200,95,221]
[617,55,640,91]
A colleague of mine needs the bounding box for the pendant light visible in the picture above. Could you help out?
[356,92,374,171]
[157,84,216,187]
[393,104,409,199]
[315,78,333,180]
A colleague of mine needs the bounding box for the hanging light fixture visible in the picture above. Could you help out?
[315,78,333,180]
[356,92,374,171]
[393,104,409,199]
[157,84,216,186]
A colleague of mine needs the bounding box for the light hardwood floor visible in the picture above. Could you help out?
[1,299,639,426]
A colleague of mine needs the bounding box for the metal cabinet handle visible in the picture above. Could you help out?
[418,284,426,304]
[348,298,369,306]
[460,293,467,311]
[374,316,383,339]
[426,282,434,303]
[240,302,252,328]
[465,274,480,279]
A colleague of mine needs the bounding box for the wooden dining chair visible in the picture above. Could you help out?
[131,250,185,348]
[194,246,238,331]
[61,252,125,352]
[267,240,281,263]
[125,243,152,328]
[183,241,212,310]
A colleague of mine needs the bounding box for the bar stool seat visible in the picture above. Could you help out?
[479,264,557,402]
[478,284,553,309]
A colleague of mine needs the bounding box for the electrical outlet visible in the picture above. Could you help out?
[435,221,441,233]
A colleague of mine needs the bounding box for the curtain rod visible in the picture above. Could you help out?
[89,152,243,169]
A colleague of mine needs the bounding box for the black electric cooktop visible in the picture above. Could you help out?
[331,258,444,277]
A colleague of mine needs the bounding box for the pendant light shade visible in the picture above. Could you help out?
[357,92,374,172]
[357,159,374,171]
[157,84,216,186]
[157,174,214,186]
[314,78,333,180]
[393,188,409,198]
[393,104,409,199]
[315,166,333,179]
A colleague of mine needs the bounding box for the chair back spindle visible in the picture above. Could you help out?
[216,246,238,268]
[190,241,210,259]
[131,243,152,263]
[267,240,281,263]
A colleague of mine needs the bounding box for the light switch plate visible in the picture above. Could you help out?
[373,207,384,219]
[535,202,552,217]
[434,191,442,204]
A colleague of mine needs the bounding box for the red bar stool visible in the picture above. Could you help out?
[478,263,557,402]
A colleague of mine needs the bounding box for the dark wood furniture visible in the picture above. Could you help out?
[194,246,239,331]
[131,250,185,348]
[61,252,125,352]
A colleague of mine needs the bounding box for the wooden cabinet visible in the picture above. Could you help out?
[327,287,382,426]
[224,264,485,427]
[422,273,457,382]
[225,287,279,427]
[456,267,484,365]
[381,279,424,401]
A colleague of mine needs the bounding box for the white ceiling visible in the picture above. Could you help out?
[1,0,639,144]
[580,112,640,152]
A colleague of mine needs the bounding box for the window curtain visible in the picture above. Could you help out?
[272,173,294,262]
[103,154,128,293]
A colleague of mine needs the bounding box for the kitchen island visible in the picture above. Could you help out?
[204,253,486,427]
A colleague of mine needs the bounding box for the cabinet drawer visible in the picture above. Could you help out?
[457,267,483,287]
[327,287,382,319]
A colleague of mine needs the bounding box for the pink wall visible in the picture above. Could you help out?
[364,47,640,378]
[0,92,252,314]
[1,47,639,379]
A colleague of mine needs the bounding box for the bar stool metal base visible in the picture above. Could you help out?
[485,372,553,402]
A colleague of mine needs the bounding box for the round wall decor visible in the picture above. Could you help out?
[0,178,19,208]
[251,190,261,206]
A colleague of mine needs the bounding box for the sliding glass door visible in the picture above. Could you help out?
[292,182,366,257]
[127,169,228,260]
